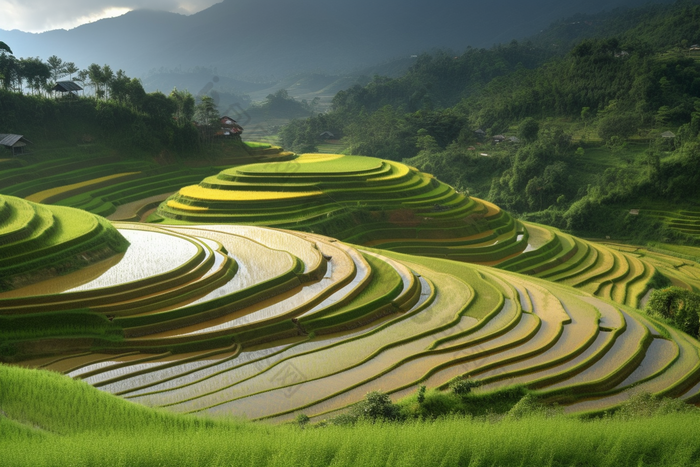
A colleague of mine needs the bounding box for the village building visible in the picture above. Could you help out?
[0,134,32,156]
[220,116,244,136]
[52,81,83,96]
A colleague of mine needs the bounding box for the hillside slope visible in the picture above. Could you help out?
[3,0,668,80]
[155,153,700,309]
[2,197,700,419]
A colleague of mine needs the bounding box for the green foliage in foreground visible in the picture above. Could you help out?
[3,365,700,466]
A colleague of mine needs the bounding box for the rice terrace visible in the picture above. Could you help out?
[4,1,700,466]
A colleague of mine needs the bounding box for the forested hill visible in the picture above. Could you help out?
[2,0,670,80]
[280,1,700,244]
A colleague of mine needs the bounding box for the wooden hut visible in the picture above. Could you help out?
[0,134,32,155]
[52,81,83,96]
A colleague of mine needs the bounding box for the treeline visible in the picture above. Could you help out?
[280,1,700,241]
[0,48,226,155]
[247,89,318,120]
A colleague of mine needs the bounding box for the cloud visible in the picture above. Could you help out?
[0,0,221,33]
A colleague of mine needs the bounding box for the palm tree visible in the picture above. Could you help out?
[64,62,79,80]
[87,63,104,99]
[0,41,12,54]
[46,55,66,82]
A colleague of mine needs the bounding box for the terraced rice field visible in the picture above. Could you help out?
[0,194,128,292]
[0,146,293,220]
[4,203,700,419]
[155,153,700,309]
[156,153,529,266]
[3,152,700,421]
[641,207,700,240]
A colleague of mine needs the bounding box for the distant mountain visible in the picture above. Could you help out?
[2,0,673,82]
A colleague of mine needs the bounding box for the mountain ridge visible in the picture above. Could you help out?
[2,0,673,82]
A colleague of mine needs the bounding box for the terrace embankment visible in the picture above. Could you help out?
[3,210,700,417]
[155,153,700,309]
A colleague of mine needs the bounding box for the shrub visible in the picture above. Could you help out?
[517,118,540,143]
[613,392,698,419]
[449,376,480,398]
[417,385,426,404]
[295,413,310,427]
[645,287,700,337]
[351,391,402,422]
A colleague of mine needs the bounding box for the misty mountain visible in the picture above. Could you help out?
[2,0,673,84]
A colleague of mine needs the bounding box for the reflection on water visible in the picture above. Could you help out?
[168,225,322,275]
[0,253,125,298]
[64,229,201,292]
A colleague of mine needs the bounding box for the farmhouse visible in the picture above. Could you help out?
[320,131,335,139]
[52,81,83,96]
[220,116,243,136]
[661,130,676,138]
[0,134,32,155]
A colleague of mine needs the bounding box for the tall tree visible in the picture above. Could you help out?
[194,95,219,127]
[108,69,131,104]
[0,52,18,90]
[86,63,113,99]
[127,78,146,109]
[0,41,11,54]
[46,55,66,82]
[86,64,103,97]
[100,65,114,99]
[170,88,196,126]
[64,62,79,80]
[75,69,89,90]
[20,57,50,95]
[194,95,220,145]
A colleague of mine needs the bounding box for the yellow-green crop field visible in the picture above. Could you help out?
[3,193,700,423]
[154,153,700,309]
[2,143,700,437]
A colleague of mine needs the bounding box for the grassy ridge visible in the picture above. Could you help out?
[0,195,129,293]
[2,364,700,467]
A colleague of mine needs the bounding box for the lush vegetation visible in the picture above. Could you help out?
[0,49,262,156]
[4,5,700,465]
[4,364,700,467]
[279,1,700,244]
[646,287,700,338]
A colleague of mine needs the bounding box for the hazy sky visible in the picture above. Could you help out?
[0,0,220,32]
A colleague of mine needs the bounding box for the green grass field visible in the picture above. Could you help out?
[3,364,700,467]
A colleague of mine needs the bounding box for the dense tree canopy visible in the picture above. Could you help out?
[280,1,700,242]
